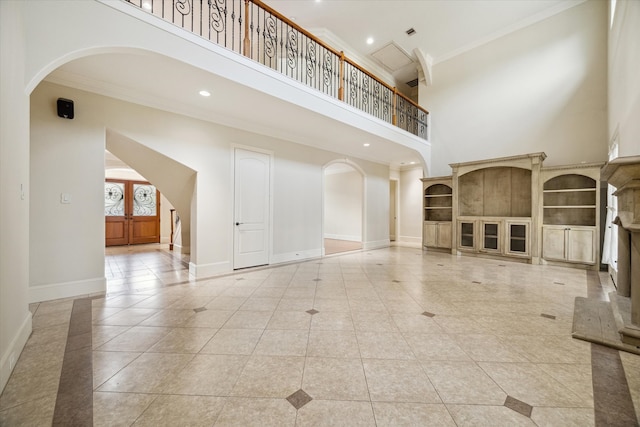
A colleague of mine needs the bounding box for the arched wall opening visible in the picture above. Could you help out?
[106,130,195,254]
[323,160,365,255]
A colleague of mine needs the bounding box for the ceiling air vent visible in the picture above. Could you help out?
[406,78,418,88]
[406,28,416,36]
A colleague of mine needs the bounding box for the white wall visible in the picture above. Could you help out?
[422,0,608,176]
[0,1,32,392]
[398,166,424,246]
[30,87,107,302]
[324,169,363,242]
[30,81,391,293]
[609,0,640,157]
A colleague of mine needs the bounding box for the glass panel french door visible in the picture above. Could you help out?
[105,179,160,246]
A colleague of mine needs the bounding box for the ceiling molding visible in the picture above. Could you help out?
[433,0,588,64]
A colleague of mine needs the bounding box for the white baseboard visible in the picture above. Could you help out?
[271,248,323,265]
[0,311,32,392]
[363,239,391,250]
[189,261,231,278]
[397,236,422,248]
[172,244,190,255]
[29,276,106,303]
[324,234,362,242]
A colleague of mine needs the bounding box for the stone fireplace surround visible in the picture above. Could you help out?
[602,156,640,348]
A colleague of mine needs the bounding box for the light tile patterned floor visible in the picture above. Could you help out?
[1,244,639,426]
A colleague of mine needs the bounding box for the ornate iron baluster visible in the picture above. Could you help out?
[264,15,276,59]
[306,41,316,80]
[287,28,298,72]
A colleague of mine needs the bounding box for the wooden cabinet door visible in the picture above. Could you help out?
[567,228,595,264]
[436,223,452,249]
[542,226,567,261]
[423,223,438,247]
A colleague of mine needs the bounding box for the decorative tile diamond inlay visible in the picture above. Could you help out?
[306,309,319,315]
[392,280,401,283]
[504,395,533,418]
[553,281,565,285]
[286,389,313,409]
[193,307,207,313]
[313,278,322,282]
[422,311,436,318]
[540,313,556,320]
[472,281,482,284]
[437,264,444,267]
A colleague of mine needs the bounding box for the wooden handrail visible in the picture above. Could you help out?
[169,208,175,251]
[125,0,429,134]
[249,0,429,117]
[249,0,342,58]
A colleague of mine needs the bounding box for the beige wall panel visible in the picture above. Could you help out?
[459,171,484,216]
[483,167,511,217]
[511,168,532,217]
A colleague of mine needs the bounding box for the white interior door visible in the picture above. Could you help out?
[234,148,270,269]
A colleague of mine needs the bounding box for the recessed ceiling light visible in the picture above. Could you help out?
[199,90,211,97]
[363,143,370,147]
[366,37,374,45]
[142,2,152,10]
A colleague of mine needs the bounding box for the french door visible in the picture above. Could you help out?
[105,179,160,246]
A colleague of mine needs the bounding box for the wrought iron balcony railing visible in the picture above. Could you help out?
[124,0,429,140]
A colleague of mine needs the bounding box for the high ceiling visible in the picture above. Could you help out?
[45,0,585,169]
[265,0,585,87]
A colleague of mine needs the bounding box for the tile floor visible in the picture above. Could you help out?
[1,244,639,426]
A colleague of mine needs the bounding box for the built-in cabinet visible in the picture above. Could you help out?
[457,218,531,258]
[421,177,453,250]
[421,153,603,268]
[541,165,601,265]
[449,153,544,262]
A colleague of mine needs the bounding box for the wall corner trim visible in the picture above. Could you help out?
[0,311,32,392]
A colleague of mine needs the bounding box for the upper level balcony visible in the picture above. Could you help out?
[121,0,428,140]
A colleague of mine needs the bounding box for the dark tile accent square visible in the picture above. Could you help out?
[504,395,532,418]
[313,278,322,282]
[499,264,506,267]
[306,309,319,315]
[472,281,482,284]
[287,389,313,409]
[437,264,444,267]
[376,263,383,266]
[392,280,401,283]
[193,307,207,313]
[422,311,435,318]
[540,313,556,320]
[553,281,565,285]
